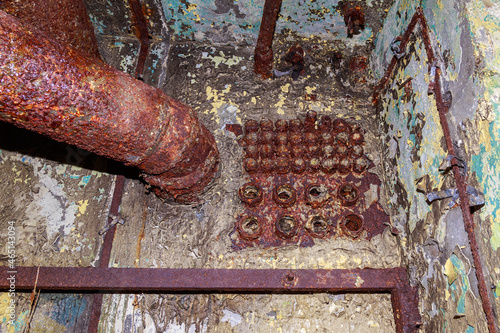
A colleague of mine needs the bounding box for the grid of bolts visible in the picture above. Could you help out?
[237,181,365,242]
[232,111,386,248]
[241,111,368,175]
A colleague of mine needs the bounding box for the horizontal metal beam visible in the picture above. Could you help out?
[1,267,404,292]
[0,266,420,332]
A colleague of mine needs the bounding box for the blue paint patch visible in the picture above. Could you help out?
[466,325,475,333]
[78,175,91,187]
[69,175,80,179]
[48,294,88,327]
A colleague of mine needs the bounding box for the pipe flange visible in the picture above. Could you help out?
[239,182,263,206]
[275,214,299,239]
[306,184,329,208]
[237,215,263,241]
[305,214,330,238]
[273,184,296,207]
[340,213,364,239]
[338,183,359,206]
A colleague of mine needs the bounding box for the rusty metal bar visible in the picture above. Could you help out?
[254,0,283,79]
[88,175,125,331]
[0,10,219,204]
[0,266,420,332]
[128,0,150,79]
[0,0,100,59]
[373,8,498,332]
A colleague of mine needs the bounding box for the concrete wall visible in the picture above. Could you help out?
[372,0,500,331]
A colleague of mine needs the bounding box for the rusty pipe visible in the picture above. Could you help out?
[254,0,283,79]
[0,10,219,204]
[0,0,101,59]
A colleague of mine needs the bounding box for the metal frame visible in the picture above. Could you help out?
[0,266,420,332]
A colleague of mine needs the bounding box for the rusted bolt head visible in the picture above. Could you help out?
[341,213,363,238]
[291,144,306,157]
[276,132,288,146]
[261,158,275,173]
[336,144,349,158]
[338,183,359,206]
[351,145,364,158]
[273,184,296,207]
[305,132,319,145]
[343,2,365,37]
[237,215,263,241]
[319,115,332,132]
[338,157,351,174]
[332,118,352,133]
[245,145,259,158]
[245,119,259,133]
[353,157,368,174]
[261,144,275,158]
[306,184,329,208]
[308,157,321,172]
[320,158,336,173]
[289,119,303,132]
[307,144,321,157]
[351,131,364,144]
[276,215,298,238]
[281,271,298,288]
[244,158,259,173]
[276,144,290,157]
[289,132,303,146]
[304,111,317,131]
[245,132,259,145]
[275,119,288,132]
[321,132,334,144]
[336,132,349,145]
[239,182,263,206]
[306,215,330,238]
[260,119,274,132]
[276,157,290,174]
[260,131,275,144]
[292,158,306,174]
[322,144,335,157]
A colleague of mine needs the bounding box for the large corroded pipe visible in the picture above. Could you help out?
[0,10,219,204]
[0,0,101,59]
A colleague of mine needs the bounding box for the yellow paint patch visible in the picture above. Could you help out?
[281,83,290,93]
[77,199,89,216]
[444,258,457,284]
[305,86,317,94]
[479,119,492,152]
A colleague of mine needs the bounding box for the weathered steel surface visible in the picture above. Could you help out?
[254,0,283,78]
[373,7,497,333]
[0,0,100,59]
[0,11,219,203]
[0,266,420,332]
[234,112,388,249]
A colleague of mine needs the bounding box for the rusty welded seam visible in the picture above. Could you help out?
[0,267,420,332]
[88,175,125,332]
[0,11,219,204]
[373,8,497,333]
[254,0,283,78]
[128,0,150,79]
[0,0,100,59]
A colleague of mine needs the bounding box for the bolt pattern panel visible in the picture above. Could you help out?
[233,112,389,249]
